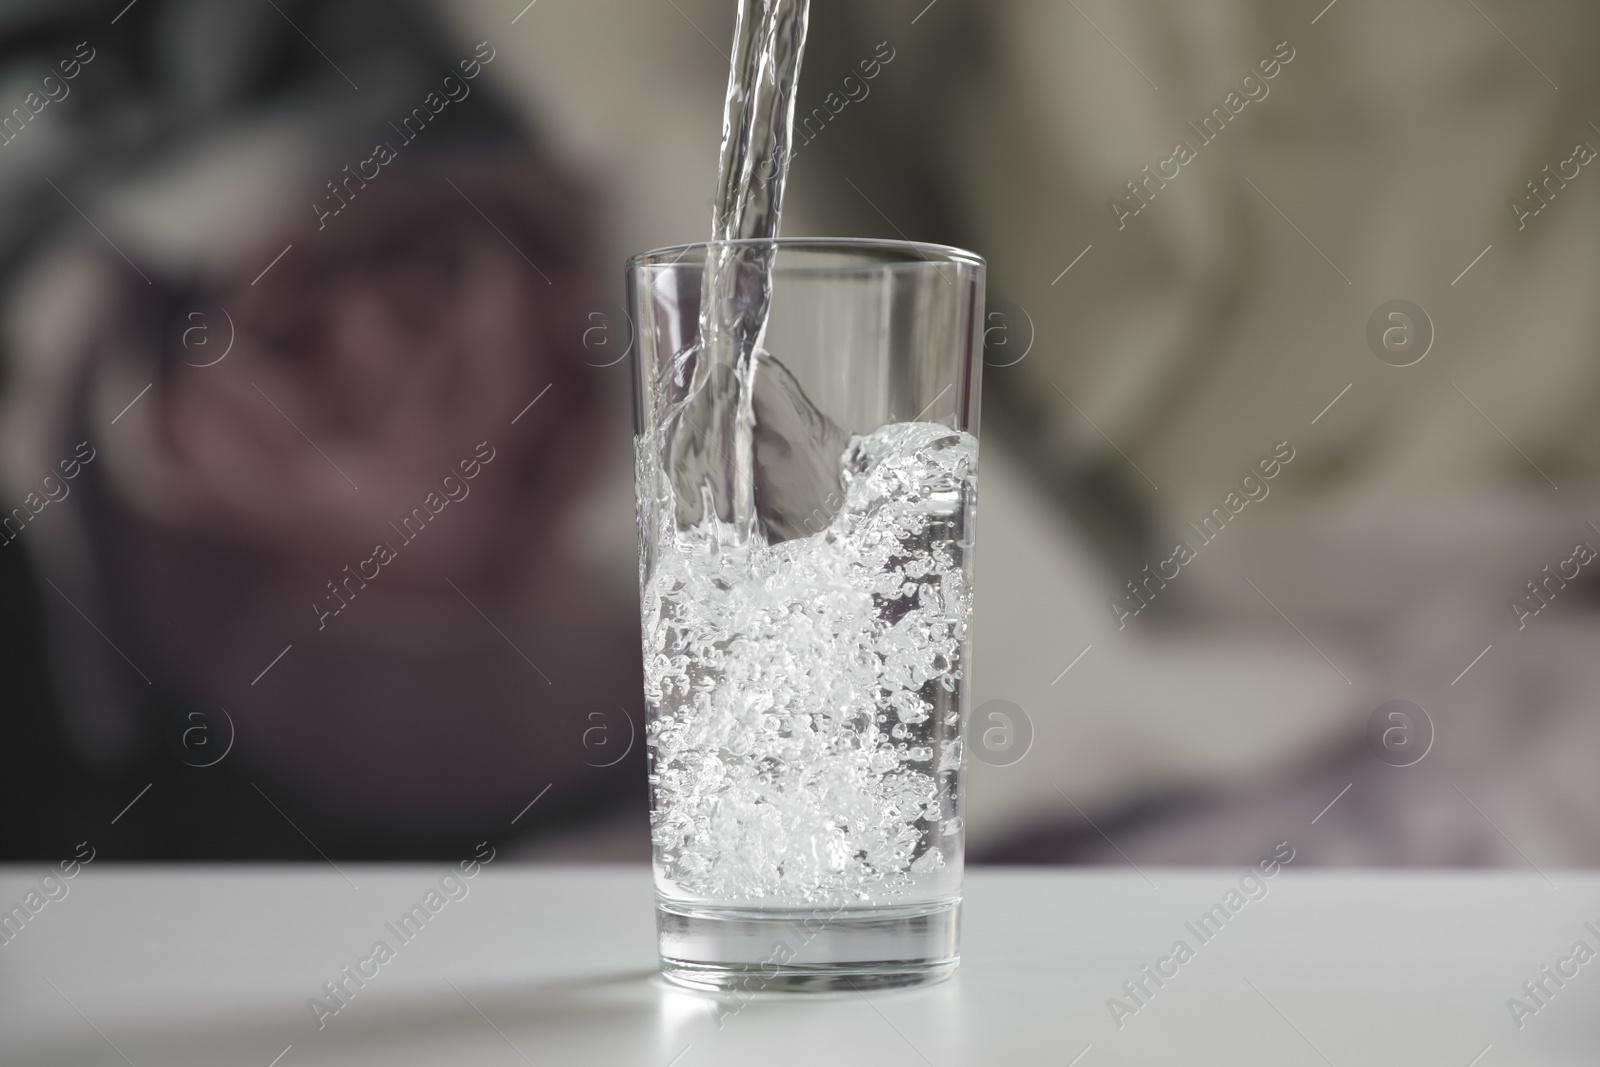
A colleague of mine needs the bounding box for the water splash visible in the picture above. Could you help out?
[661,0,812,544]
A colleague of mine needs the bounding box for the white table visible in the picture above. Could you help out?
[1,866,1595,1065]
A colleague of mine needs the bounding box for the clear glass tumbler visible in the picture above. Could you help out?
[628,238,984,991]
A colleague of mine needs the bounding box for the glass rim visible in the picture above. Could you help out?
[626,236,985,271]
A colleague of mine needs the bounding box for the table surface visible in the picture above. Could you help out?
[1,865,1596,1066]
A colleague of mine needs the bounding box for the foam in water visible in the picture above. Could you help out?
[642,421,977,904]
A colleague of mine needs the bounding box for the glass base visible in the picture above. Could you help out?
[656,898,960,993]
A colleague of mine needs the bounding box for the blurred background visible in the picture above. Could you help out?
[1,0,1596,868]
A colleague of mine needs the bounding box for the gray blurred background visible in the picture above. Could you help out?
[1,0,1596,868]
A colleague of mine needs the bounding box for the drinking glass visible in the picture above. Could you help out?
[628,238,984,991]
